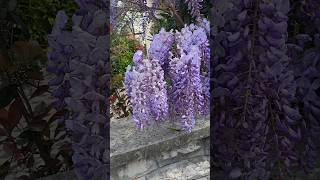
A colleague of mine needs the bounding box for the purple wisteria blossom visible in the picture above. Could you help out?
[148,28,174,70]
[185,0,203,20]
[125,20,210,132]
[168,46,204,132]
[175,22,210,115]
[176,23,210,72]
[125,52,169,129]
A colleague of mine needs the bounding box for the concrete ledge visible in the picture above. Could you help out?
[110,117,209,166]
[110,117,210,180]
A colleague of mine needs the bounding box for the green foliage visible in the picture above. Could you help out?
[151,0,211,34]
[0,85,17,108]
[18,0,77,45]
[0,39,73,179]
[201,0,211,19]
[0,4,74,177]
[111,33,141,90]
[0,0,76,47]
[151,13,177,34]
[110,33,141,119]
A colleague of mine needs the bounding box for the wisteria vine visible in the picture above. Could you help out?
[125,17,210,132]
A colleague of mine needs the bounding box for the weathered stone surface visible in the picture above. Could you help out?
[110,117,210,179]
[110,117,209,168]
[146,157,210,180]
[116,159,158,179]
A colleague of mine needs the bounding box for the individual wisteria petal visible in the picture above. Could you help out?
[69,77,87,98]
[87,10,108,35]
[83,91,105,101]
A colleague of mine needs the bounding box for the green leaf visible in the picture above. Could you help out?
[0,85,17,109]
[7,0,17,12]
[9,12,30,37]
[8,98,23,131]
[29,120,48,132]
[18,130,34,140]
[48,109,68,124]
[30,85,49,99]
[0,8,7,20]
[0,125,8,137]
[0,160,10,179]
[0,51,9,70]
[33,103,53,122]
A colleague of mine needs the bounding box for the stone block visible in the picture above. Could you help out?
[117,159,158,179]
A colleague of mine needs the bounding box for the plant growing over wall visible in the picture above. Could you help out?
[124,0,210,132]
[110,32,143,119]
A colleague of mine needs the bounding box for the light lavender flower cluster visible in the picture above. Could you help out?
[185,0,203,20]
[176,23,210,72]
[148,29,174,70]
[125,51,169,129]
[168,46,204,132]
[125,20,210,132]
[175,23,210,116]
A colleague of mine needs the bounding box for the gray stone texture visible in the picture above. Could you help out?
[110,117,210,180]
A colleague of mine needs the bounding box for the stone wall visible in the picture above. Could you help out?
[110,117,210,180]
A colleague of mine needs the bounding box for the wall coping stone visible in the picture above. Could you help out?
[110,116,210,169]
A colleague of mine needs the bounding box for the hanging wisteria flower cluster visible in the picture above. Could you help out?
[125,19,210,132]
[288,0,320,172]
[210,0,320,179]
[48,0,109,179]
[185,0,203,20]
[125,52,169,129]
